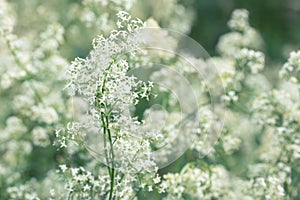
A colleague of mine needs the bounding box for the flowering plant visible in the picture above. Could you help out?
[0,1,299,199]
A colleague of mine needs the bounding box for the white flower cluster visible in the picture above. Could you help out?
[65,12,144,100]
[252,89,300,161]
[245,162,290,200]
[160,164,232,199]
[78,0,136,34]
[217,9,263,57]
[134,0,194,33]
[59,11,162,199]
[157,8,298,200]
[236,48,265,74]
[0,0,71,197]
[39,23,64,53]
[189,107,227,156]
[7,184,40,200]
[59,163,159,200]
[228,9,250,32]
[209,57,236,89]
[248,53,300,198]
[252,90,296,126]
[32,127,50,147]
[59,165,106,199]
[5,170,66,200]
[222,134,241,154]
[280,50,300,85]
[0,0,15,34]
[210,9,266,107]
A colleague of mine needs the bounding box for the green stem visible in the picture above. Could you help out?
[106,115,115,200]
[101,115,111,177]
[106,115,115,165]
[95,60,116,200]
[109,167,115,200]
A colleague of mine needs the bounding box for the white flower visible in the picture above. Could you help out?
[153,175,161,184]
[59,165,68,173]
[222,90,239,103]
[236,48,265,73]
[280,50,300,84]
[83,184,91,191]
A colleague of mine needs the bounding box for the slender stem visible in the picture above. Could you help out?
[106,115,115,200]
[101,115,111,177]
[95,60,116,200]
[106,115,115,165]
[109,167,115,200]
